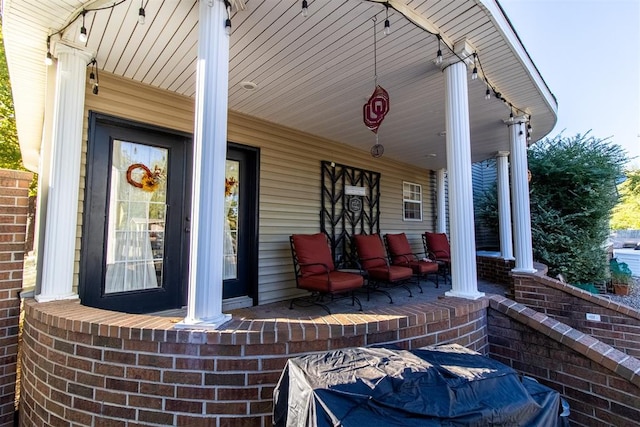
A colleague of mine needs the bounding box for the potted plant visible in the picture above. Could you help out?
[609,257,633,296]
[611,271,632,295]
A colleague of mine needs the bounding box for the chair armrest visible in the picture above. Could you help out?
[359,256,389,264]
[297,262,331,274]
[392,252,427,263]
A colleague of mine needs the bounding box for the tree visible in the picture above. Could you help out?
[0,22,23,170]
[477,133,627,284]
[610,169,640,230]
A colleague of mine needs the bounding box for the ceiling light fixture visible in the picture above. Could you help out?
[240,81,257,90]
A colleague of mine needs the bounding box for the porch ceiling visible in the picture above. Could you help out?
[2,0,557,171]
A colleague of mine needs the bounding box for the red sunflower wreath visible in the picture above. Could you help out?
[126,163,164,192]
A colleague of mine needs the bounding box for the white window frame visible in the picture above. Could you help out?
[402,181,423,221]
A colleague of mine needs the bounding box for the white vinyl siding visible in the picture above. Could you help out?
[77,72,435,304]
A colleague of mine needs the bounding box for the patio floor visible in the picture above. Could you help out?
[231,278,508,320]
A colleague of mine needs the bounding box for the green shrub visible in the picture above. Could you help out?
[477,133,627,284]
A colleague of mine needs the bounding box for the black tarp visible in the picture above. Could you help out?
[273,344,566,427]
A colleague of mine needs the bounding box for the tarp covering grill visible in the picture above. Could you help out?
[273,344,566,426]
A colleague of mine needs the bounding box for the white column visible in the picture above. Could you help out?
[435,169,447,233]
[509,118,536,273]
[35,44,93,302]
[496,151,514,260]
[443,47,483,300]
[177,0,231,329]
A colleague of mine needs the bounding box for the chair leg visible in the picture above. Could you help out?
[414,275,424,293]
[351,292,363,311]
[361,281,393,304]
[289,295,331,314]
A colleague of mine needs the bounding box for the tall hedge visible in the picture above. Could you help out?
[477,133,626,284]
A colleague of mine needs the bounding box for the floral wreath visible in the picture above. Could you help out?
[126,163,164,192]
[225,177,237,197]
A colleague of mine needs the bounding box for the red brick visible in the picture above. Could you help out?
[163,371,202,385]
[139,410,175,425]
[165,399,203,414]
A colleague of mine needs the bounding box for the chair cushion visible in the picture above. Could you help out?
[353,234,387,270]
[292,233,334,277]
[298,271,363,293]
[385,233,417,264]
[424,232,450,259]
[367,265,413,282]
[407,260,439,274]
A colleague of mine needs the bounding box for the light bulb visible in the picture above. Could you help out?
[384,19,390,36]
[225,19,232,35]
[79,26,88,43]
[138,7,146,25]
[471,66,478,80]
[301,0,308,17]
[435,49,443,65]
[92,83,99,95]
[89,71,95,85]
[45,52,53,66]
[485,87,491,100]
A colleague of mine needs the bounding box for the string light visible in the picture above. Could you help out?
[508,105,514,122]
[435,35,443,65]
[471,53,478,80]
[138,0,146,25]
[79,11,88,43]
[224,0,232,35]
[44,36,53,66]
[384,3,391,36]
[88,59,99,95]
[41,0,533,129]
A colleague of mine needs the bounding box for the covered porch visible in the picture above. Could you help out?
[2,0,557,324]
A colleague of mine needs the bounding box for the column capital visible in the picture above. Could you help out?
[503,115,529,126]
[452,38,476,65]
[53,42,95,63]
[495,151,510,158]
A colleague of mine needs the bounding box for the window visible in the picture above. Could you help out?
[403,182,422,221]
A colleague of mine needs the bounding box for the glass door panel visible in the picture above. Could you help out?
[224,160,240,280]
[104,140,168,294]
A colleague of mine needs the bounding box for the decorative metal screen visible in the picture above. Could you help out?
[320,161,381,267]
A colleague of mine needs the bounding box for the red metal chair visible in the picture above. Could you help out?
[290,233,363,314]
[353,234,413,303]
[384,233,439,290]
[422,232,451,284]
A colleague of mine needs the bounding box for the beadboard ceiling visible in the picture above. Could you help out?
[2,0,557,171]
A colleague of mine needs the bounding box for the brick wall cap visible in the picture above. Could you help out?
[488,295,640,387]
[23,296,489,345]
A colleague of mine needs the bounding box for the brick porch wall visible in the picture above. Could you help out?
[476,254,514,286]
[19,297,488,427]
[0,169,32,427]
[488,295,640,426]
[512,272,640,358]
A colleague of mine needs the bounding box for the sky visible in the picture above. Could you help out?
[499,0,640,167]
